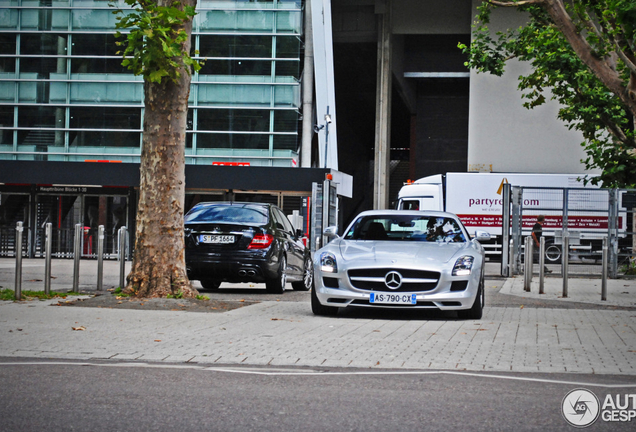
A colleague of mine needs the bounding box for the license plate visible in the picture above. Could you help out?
[199,235,235,244]
[369,293,417,305]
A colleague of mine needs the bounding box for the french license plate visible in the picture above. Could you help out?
[369,293,417,305]
[199,235,235,244]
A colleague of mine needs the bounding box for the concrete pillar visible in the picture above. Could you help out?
[301,0,314,168]
[373,1,392,209]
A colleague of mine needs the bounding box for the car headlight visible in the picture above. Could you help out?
[320,252,338,273]
[452,255,474,276]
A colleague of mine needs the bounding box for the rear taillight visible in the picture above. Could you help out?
[248,233,273,249]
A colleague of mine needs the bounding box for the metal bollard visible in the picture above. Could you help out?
[44,222,52,295]
[97,225,104,291]
[539,236,545,295]
[601,236,608,301]
[118,226,127,289]
[72,223,82,293]
[15,221,23,300]
[524,237,532,292]
[509,239,515,276]
[562,236,569,298]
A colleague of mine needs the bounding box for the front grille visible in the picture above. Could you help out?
[347,268,440,293]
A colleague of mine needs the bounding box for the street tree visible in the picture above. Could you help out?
[460,0,636,187]
[112,0,201,297]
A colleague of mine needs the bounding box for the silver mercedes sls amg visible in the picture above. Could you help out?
[311,210,490,319]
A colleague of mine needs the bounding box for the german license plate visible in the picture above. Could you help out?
[369,293,417,305]
[200,235,235,244]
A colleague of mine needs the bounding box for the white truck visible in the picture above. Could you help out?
[395,172,620,262]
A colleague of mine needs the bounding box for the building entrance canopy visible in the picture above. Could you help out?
[0,161,352,197]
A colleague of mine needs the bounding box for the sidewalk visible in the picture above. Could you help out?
[501,275,636,308]
[0,258,131,293]
[0,259,635,375]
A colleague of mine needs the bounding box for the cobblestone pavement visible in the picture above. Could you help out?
[0,259,635,375]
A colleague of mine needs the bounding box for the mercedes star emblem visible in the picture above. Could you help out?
[384,271,403,290]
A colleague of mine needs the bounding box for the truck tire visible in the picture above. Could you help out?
[545,243,562,264]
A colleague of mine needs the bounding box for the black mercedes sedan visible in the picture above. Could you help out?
[184,202,312,294]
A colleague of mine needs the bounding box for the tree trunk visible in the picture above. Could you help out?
[125,0,198,298]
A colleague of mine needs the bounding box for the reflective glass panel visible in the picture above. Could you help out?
[197,109,270,132]
[199,35,272,58]
[197,133,269,150]
[68,130,141,148]
[69,107,141,129]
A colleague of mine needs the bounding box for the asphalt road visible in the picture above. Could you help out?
[1,360,634,432]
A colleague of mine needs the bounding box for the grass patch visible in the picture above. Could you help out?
[167,290,184,299]
[622,260,636,276]
[196,295,210,301]
[112,287,133,297]
[0,288,84,301]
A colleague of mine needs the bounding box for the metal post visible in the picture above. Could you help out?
[528,236,534,290]
[501,183,511,277]
[511,186,522,275]
[601,236,608,301]
[97,225,104,291]
[608,189,619,279]
[321,179,331,247]
[15,221,23,300]
[118,226,127,289]
[73,223,82,293]
[539,236,545,294]
[524,236,532,292]
[562,235,569,298]
[44,222,52,295]
[323,106,330,168]
[508,239,515,276]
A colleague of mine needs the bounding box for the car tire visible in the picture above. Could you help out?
[311,282,338,316]
[200,279,221,290]
[458,278,484,320]
[266,255,286,294]
[291,256,313,291]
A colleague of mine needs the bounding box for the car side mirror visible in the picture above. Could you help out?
[474,230,491,242]
[323,226,339,239]
[295,229,303,239]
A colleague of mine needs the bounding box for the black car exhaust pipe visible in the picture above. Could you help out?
[247,270,256,276]
[238,269,247,276]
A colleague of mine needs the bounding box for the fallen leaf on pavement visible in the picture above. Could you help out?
[72,326,86,331]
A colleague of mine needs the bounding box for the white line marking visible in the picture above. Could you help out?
[2,360,636,388]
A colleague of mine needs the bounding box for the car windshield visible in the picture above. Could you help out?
[185,204,269,225]
[344,214,467,243]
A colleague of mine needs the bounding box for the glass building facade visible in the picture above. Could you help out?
[0,0,303,166]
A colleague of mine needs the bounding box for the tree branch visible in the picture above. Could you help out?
[542,0,636,117]
[605,15,636,76]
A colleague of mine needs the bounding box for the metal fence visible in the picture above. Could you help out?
[503,185,635,278]
[11,222,129,299]
[1,225,128,260]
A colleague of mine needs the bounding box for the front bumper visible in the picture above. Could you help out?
[313,265,481,311]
